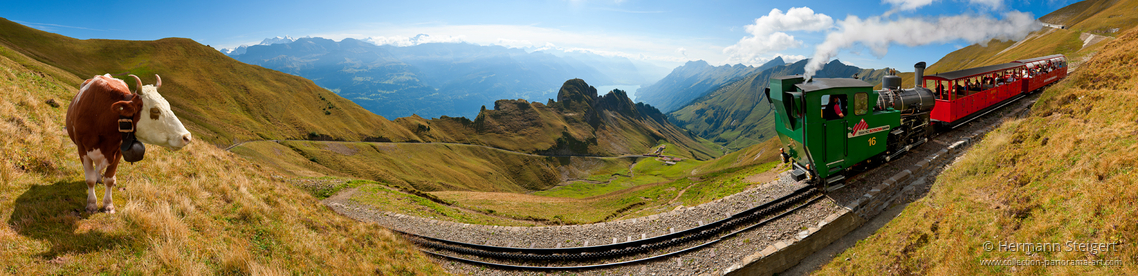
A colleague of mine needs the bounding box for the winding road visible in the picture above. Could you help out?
[225,139,654,159]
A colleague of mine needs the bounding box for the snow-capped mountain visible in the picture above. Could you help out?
[219,35,297,55]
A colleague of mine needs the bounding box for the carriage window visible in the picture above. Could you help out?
[935,80,950,100]
[854,93,867,116]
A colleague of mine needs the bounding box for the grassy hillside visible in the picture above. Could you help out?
[0,18,419,148]
[0,44,443,274]
[235,141,584,193]
[0,18,719,161]
[815,23,1138,275]
[236,136,781,225]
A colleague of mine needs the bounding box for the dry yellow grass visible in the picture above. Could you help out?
[814,24,1138,275]
[0,43,443,274]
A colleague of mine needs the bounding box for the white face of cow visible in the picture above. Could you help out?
[132,75,192,150]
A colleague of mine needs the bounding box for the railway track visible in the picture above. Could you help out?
[395,184,822,270]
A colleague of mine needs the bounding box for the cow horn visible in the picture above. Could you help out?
[128,74,143,94]
[154,74,162,89]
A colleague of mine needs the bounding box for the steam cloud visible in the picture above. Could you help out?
[803,11,1041,80]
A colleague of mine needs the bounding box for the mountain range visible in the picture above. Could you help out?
[391,78,721,160]
[634,58,779,113]
[226,38,667,119]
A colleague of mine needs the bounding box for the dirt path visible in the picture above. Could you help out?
[665,180,698,206]
[743,163,786,184]
[324,186,556,226]
[227,139,645,159]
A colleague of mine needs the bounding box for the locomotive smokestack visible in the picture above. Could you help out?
[914,62,926,88]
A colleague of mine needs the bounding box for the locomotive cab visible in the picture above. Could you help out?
[768,75,901,187]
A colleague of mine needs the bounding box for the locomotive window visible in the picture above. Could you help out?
[854,93,867,116]
[821,94,848,120]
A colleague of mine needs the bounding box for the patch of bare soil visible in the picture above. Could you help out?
[743,165,782,184]
[323,142,359,155]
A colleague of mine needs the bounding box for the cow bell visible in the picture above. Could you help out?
[122,140,146,163]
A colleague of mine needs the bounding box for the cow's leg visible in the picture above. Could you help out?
[81,153,99,213]
[102,158,120,214]
[87,149,110,213]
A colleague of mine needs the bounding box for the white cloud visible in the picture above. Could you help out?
[780,54,808,63]
[676,47,687,57]
[723,7,834,66]
[744,7,834,36]
[495,38,534,48]
[803,11,1041,79]
[723,33,801,65]
[534,42,560,52]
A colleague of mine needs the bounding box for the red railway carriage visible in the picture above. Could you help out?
[921,54,1067,127]
[1013,54,1068,92]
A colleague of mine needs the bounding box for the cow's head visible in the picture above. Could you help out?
[129,75,192,150]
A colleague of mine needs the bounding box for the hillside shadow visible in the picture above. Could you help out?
[8,180,136,258]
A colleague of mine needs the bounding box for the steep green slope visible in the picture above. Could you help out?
[0,41,442,275]
[816,22,1138,276]
[634,59,772,113]
[668,59,889,151]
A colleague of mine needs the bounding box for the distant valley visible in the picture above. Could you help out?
[226,37,667,119]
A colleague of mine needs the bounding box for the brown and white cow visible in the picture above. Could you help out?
[66,74,192,213]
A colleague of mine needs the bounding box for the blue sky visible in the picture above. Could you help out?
[2,0,1074,72]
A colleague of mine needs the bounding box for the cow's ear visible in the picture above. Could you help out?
[111,100,138,117]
